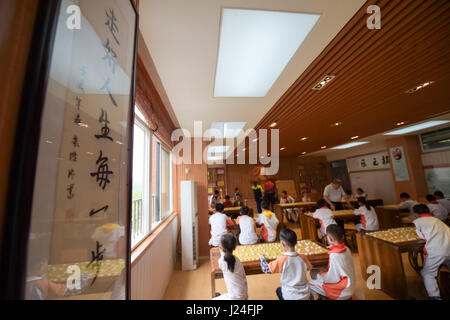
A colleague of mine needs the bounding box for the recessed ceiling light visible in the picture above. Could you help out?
[300,137,308,141]
[252,138,258,142]
[207,146,230,156]
[45,140,53,144]
[77,123,88,128]
[210,122,247,138]
[214,8,320,97]
[280,147,286,151]
[396,121,406,126]
[350,136,359,140]
[242,148,246,151]
[321,146,327,149]
[270,122,277,128]
[301,152,307,155]
[331,141,369,149]
[331,121,343,127]
[313,75,335,90]
[115,141,123,145]
[87,152,94,155]
[384,120,450,135]
[207,155,224,161]
[405,81,434,94]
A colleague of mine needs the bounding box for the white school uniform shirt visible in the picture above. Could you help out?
[398,199,418,215]
[213,253,248,300]
[209,212,232,246]
[413,214,450,257]
[354,205,379,231]
[237,215,258,245]
[280,196,299,212]
[256,211,279,242]
[269,252,311,300]
[437,198,450,214]
[427,202,448,221]
[313,207,337,234]
[323,184,346,202]
[309,243,355,300]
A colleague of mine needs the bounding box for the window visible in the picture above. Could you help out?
[131,106,172,247]
[151,136,172,229]
[420,126,450,152]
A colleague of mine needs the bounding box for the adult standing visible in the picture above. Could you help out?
[323,178,352,211]
[263,178,276,211]
[251,181,264,214]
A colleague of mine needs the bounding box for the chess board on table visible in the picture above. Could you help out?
[233,240,328,262]
[44,259,125,283]
[366,227,420,244]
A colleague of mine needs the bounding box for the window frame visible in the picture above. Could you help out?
[131,106,173,249]
[150,135,173,231]
[131,113,152,249]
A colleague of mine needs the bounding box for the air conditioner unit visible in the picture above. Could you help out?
[181,180,199,270]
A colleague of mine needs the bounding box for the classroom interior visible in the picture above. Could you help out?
[1,0,450,300]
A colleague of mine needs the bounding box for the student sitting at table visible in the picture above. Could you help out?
[426,194,448,221]
[412,204,450,300]
[434,190,450,215]
[354,187,367,199]
[213,233,248,300]
[255,200,279,243]
[233,187,241,201]
[309,224,356,300]
[233,193,245,207]
[280,190,299,223]
[353,197,379,232]
[210,190,222,210]
[398,192,418,215]
[209,203,234,247]
[223,195,234,208]
[236,206,258,245]
[260,228,312,300]
[313,199,337,242]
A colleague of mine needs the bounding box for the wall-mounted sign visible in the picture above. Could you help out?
[346,151,390,172]
[3,0,138,300]
[390,146,410,182]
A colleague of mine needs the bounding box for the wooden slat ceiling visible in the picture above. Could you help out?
[254,0,450,157]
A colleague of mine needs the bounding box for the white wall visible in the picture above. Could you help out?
[131,217,178,300]
[349,170,397,204]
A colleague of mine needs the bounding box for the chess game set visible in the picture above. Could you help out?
[233,240,328,262]
[44,259,125,282]
[366,227,421,244]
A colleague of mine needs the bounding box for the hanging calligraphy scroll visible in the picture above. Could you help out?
[4,0,138,300]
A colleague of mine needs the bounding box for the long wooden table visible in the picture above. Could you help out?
[356,227,425,299]
[209,240,329,298]
[274,199,383,229]
[300,210,359,241]
[208,206,253,217]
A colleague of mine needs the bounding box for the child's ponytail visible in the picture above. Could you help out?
[220,233,237,273]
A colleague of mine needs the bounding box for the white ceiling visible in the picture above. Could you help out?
[139,0,367,136]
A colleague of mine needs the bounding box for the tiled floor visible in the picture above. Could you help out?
[163,223,428,300]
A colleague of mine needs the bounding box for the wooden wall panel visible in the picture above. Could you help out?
[385,136,428,202]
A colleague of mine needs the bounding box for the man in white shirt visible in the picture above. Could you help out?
[434,191,450,215]
[323,178,352,210]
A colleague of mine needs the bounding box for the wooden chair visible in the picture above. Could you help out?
[438,266,450,300]
[408,248,424,275]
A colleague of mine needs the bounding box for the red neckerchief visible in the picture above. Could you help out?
[430,201,439,205]
[320,206,328,209]
[328,243,347,253]
[419,213,434,218]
